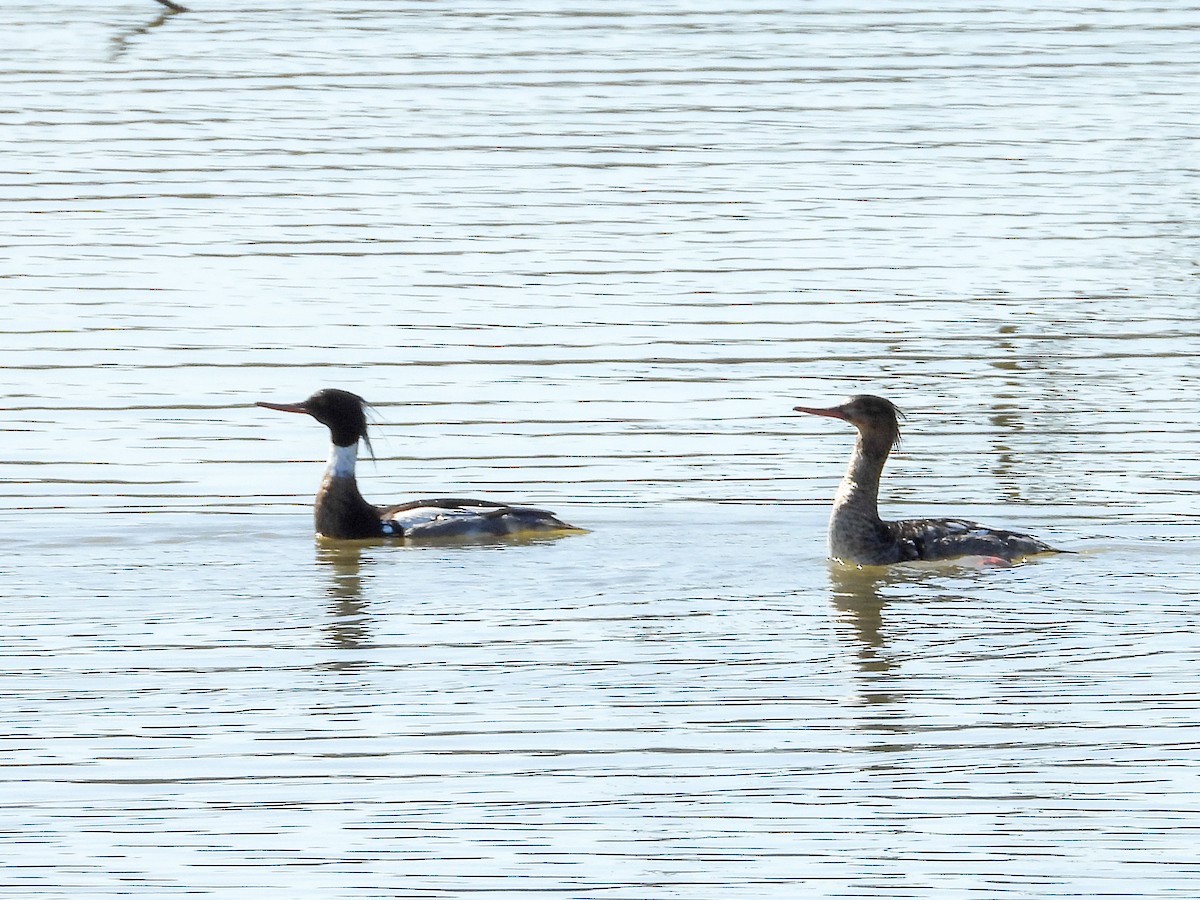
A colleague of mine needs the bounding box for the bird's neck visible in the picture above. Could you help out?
[326,442,358,478]
[314,441,382,539]
[828,430,892,551]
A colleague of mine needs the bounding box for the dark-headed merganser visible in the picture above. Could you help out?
[794,395,1060,565]
[258,388,583,541]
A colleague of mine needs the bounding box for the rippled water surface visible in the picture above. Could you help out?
[3,1,1200,897]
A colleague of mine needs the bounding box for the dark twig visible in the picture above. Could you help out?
[154,0,189,11]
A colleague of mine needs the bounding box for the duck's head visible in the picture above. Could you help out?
[257,388,371,449]
[794,394,903,448]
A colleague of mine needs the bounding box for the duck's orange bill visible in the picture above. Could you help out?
[256,401,309,414]
[793,405,848,420]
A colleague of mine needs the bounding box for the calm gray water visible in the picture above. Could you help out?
[3,1,1199,897]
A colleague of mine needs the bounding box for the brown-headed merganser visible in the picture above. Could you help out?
[257,388,583,541]
[794,395,1061,565]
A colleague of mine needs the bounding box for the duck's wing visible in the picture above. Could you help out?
[890,517,1058,562]
[377,498,580,540]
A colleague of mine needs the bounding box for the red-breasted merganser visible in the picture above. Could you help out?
[257,388,583,541]
[794,395,1060,565]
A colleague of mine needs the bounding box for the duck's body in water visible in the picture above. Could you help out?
[258,388,582,542]
[794,395,1060,566]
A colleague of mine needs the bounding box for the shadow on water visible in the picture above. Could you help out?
[108,3,187,62]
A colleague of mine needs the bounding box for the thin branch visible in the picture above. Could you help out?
[154,0,189,11]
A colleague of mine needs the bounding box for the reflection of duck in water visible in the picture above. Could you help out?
[258,388,584,541]
[795,395,1062,566]
[826,564,892,673]
[318,542,371,652]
